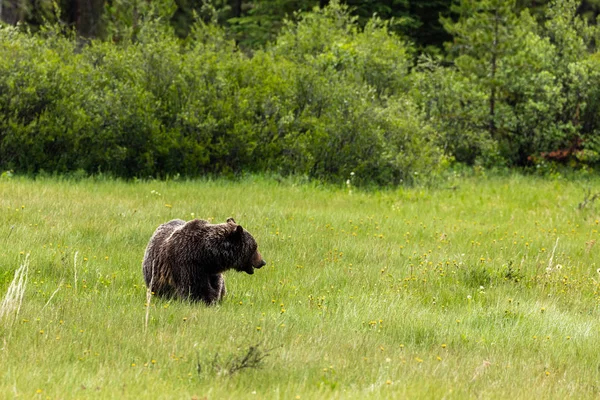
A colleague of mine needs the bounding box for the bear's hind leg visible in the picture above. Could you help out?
[210,274,226,301]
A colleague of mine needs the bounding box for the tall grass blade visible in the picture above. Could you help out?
[0,254,30,327]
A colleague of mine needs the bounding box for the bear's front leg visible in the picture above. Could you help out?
[182,274,222,305]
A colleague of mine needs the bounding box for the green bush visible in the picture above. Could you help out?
[2,0,599,182]
[271,2,412,98]
[0,27,78,174]
[0,3,445,186]
[410,56,498,166]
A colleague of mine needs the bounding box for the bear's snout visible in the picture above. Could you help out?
[244,256,265,275]
[250,250,266,270]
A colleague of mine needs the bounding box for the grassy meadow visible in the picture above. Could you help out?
[1,175,600,399]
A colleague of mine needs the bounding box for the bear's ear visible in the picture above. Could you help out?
[227,217,236,224]
[230,224,244,240]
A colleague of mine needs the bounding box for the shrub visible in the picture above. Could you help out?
[0,4,443,186]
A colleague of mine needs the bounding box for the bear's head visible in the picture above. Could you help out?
[227,218,266,275]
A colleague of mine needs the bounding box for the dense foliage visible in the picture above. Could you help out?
[1,0,600,184]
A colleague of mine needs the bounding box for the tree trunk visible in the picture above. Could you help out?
[231,0,242,18]
[0,0,24,25]
[70,0,106,38]
[489,6,499,139]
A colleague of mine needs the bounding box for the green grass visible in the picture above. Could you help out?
[1,175,600,399]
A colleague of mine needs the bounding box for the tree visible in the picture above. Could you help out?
[438,0,600,167]
[442,0,522,142]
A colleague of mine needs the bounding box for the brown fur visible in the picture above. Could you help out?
[142,218,266,304]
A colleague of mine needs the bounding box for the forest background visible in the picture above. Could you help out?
[2,0,600,186]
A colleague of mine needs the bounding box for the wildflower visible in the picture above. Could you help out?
[415,357,423,363]
[386,380,392,385]
[441,344,447,349]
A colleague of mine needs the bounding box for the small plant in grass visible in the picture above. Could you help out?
[578,188,600,210]
[196,343,277,378]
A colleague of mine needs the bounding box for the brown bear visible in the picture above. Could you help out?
[142,217,266,304]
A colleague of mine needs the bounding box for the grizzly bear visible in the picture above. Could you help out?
[142,217,266,304]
